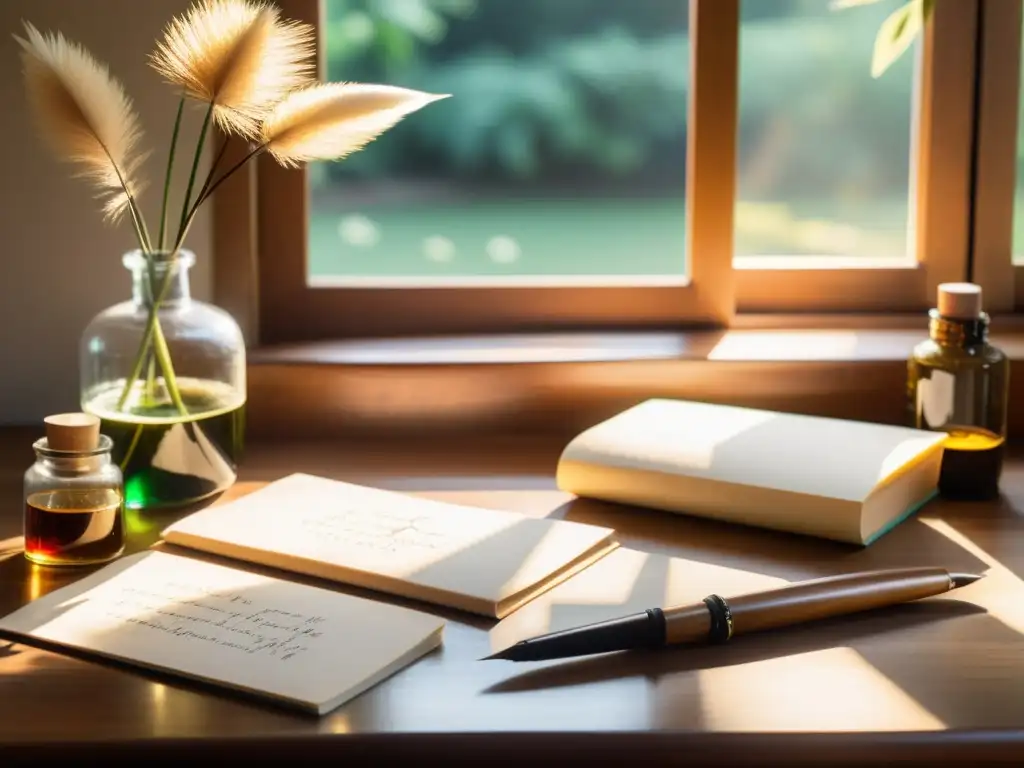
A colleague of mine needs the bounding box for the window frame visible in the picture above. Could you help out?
[735,0,977,312]
[250,0,737,345]
[970,0,1022,313]
[216,0,982,346]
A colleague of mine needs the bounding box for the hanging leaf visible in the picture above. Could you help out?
[871,0,926,79]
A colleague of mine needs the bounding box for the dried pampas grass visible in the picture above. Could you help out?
[150,0,314,137]
[15,22,147,224]
[16,0,448,255]
[17,0,450,423]
[261,83,449,167]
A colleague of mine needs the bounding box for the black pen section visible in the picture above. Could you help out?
[489,608,667,661]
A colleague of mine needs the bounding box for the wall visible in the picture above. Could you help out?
[0,0,212,424]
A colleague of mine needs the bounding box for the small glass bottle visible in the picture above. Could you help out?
[24,413,126,566]
[908,283,1010,500]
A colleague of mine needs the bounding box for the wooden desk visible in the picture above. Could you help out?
[2,429,1024,765]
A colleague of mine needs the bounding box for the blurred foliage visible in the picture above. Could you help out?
[317,0,914,197]
[739,0,913,202]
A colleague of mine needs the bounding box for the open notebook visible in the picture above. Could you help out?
[0,551,445,715]
[162,473,618,618]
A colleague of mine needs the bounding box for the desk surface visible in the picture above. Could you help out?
[2,429,1024,764]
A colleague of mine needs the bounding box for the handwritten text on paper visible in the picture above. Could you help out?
[298,505,451,554]
[100,582,326,662]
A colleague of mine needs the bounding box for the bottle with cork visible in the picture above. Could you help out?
[908,282,1010,500]
[23,413,126,566]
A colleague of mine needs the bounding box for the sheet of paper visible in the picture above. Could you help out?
[0,551,444,713]
[162,473,615,606]
[490,547,789,651]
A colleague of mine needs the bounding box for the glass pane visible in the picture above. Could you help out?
[736,0,914,259]
[1014,11,1024,263]
[310,0,689,281]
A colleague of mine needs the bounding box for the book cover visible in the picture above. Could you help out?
[556,399,947,545]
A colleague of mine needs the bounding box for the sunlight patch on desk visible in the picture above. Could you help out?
[490,549,652,651]
[696,647,944,731]
[490,549,787,652]
[148,682,171,736]
[919,518,1024,635]
[0,536,23,563]
[498,526,622,606]
[0,643,48,677]
[27,564,46,602]
[324,713,351,734]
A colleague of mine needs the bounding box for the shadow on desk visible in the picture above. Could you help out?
[485,597,1024,730]
[536,495,1024,731]
[549,496,994,581]
[483,598,985,694]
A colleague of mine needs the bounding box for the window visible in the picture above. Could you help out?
[737,1,914,262]
[736,0,975,312]
[254,0,734,343]
[969,0,1020,313]
[229,0,982,345]
[312,0,690,281]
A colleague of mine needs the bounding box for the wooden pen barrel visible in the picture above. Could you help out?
[664,567,953,645]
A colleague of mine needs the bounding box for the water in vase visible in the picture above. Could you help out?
[84,377,245,509]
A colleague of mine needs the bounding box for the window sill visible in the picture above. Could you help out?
[246,317,1024,439]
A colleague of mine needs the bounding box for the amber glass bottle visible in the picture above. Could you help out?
[908,283,1010,500]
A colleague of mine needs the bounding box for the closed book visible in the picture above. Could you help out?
[556,399,947,545]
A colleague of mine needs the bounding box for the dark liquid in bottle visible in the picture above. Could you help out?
[25,489,125,566]
[938,428,1005,501]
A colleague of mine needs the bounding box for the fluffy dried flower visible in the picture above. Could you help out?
[15,22,147,221]
[150,0,315,136]
[261,82,448,167]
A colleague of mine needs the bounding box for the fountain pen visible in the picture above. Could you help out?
[482,567,983,662]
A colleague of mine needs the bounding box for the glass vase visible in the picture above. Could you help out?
[80,249,246,510]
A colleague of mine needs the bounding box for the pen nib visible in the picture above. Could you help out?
[951,572,985,588]
[479,648,511,661]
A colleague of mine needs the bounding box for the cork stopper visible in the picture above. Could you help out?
[44,413,100,453]
[937,282,983,320]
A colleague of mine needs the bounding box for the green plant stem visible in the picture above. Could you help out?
[136,205,154,254]
[115,220,204,418]
[112,104,219,420]
[177,102,214,246]
[158,97,185,251]
[100,140,152,253]
[188,143,267,230]
[114,116,256,421]
[125,198,150,254]
[114,262,186,416]
[144,352,157,405]
[119,423,144,472]
[120,181,151,254]
[196,134,231,203]
[151,311,187,414]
